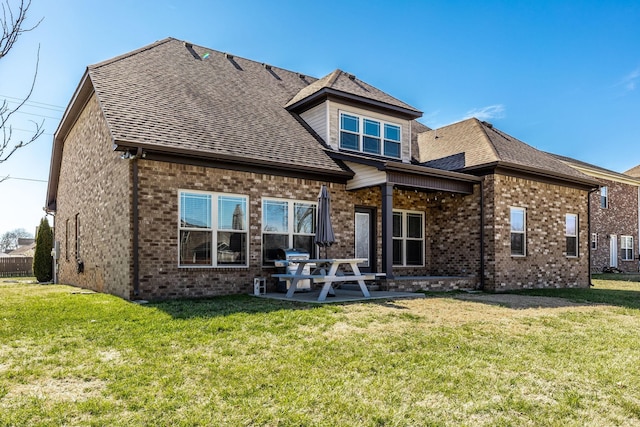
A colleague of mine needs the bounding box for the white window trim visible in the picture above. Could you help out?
[621,235,634,261]
[338,110,402,159]
[261,197,317,266]
[510,207,526,257]
[600,186,608,209]
[565,213,579,258]
[392,209,425,267]
[178,190,249,268]
[591,233,597,250]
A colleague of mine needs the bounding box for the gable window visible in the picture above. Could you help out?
[392,210,424,266]
[339,111,401,158]
[600,186,608,208]
[565,214,578,257]
[622,236,634,261]
[591,233,597,250]
[510,207,526,256]
[179,191,248,267]
[262,198,316,265]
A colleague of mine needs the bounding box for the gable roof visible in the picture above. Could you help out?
[550,154,640,186]
[85,38,352,175]
[625,164,640,178]
[415,118,599,187]
[285,69,422,118]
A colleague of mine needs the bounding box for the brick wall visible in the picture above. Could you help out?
[54,94,132,298]
[484,174,590,291]
[135,161,357,300]
[590,179,639,273]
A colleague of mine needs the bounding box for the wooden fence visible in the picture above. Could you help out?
[0,257,33,277]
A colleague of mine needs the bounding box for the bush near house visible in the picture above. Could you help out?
[32,218,53,282]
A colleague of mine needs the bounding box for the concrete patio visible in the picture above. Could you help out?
[253,288,426,304]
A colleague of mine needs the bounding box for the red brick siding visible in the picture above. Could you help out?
[54,94,132,298]
[483,174,590,291]
[590,179,639,273]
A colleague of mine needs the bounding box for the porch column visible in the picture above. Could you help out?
[381,183,394,279]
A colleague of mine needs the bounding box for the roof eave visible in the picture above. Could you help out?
[46,70,97,212]
[115,140,354,180]
[559,162,640,186]
[461,161,601,188]
[328,150,480,184]
[286,87,422,120]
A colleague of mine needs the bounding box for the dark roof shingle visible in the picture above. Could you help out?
[416,118,598,185]
[88,38,348,175]
[285,69,421,116]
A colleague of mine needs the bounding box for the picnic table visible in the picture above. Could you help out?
[272,258,384,302]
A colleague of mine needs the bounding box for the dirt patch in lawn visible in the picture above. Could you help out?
[4,378,106,403]
[452,293,594,310]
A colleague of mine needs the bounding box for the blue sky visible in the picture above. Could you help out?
[1,0,639,235]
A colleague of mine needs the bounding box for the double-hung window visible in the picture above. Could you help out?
[179,191,248,267]
[262,199,317,264]
[591,233,597,250]
[622,236,634,261]
[510,207,526,256]
[339,111,401,158]
[392,210,424,266]
[600,186,608,208]
[565,214,578,257]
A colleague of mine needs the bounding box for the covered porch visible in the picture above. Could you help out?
[333,152,484,292]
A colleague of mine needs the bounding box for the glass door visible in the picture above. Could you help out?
[355,207,376,272]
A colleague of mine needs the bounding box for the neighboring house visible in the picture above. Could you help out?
[553,155,640,273]
[4,238,36,257]
[45,38,599,300]
[626,165,640,179]
[6,243,36,258]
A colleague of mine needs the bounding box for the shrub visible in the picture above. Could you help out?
[33,217,53,282]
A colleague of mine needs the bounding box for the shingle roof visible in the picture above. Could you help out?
[87,38,349,175]
[285,69,421,116]
[625,164,640,178]
[415,118,597,185]
[550,153,640,184]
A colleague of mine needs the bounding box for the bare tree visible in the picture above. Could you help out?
[0,227,32,252]
[0,0,43,172]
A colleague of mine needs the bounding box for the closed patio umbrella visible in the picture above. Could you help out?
[315,185,335,258]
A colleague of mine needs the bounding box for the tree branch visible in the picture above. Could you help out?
[1,0,42,59]
[0,0,44,164]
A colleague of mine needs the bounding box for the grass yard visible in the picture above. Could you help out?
[1,277,640,426]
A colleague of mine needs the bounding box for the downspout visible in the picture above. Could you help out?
[132,148,142,297]
[381,182,394,280]
[587,187,598,287]
[479,178,485,290]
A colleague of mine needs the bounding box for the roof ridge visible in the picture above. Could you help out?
[89,37,176,70]
[473,118,500,161]
[327,69,343,86]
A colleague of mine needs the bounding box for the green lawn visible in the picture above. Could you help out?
[1,277,640,426]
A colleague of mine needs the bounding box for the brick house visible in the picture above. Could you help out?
[45,38,599,300]
[553,155,640,273]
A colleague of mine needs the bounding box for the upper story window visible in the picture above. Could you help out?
[339,112,401,159]
[179,191,248,267]
[600,186,608,208]
[510,207,526,256]
[565,214,578,257]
